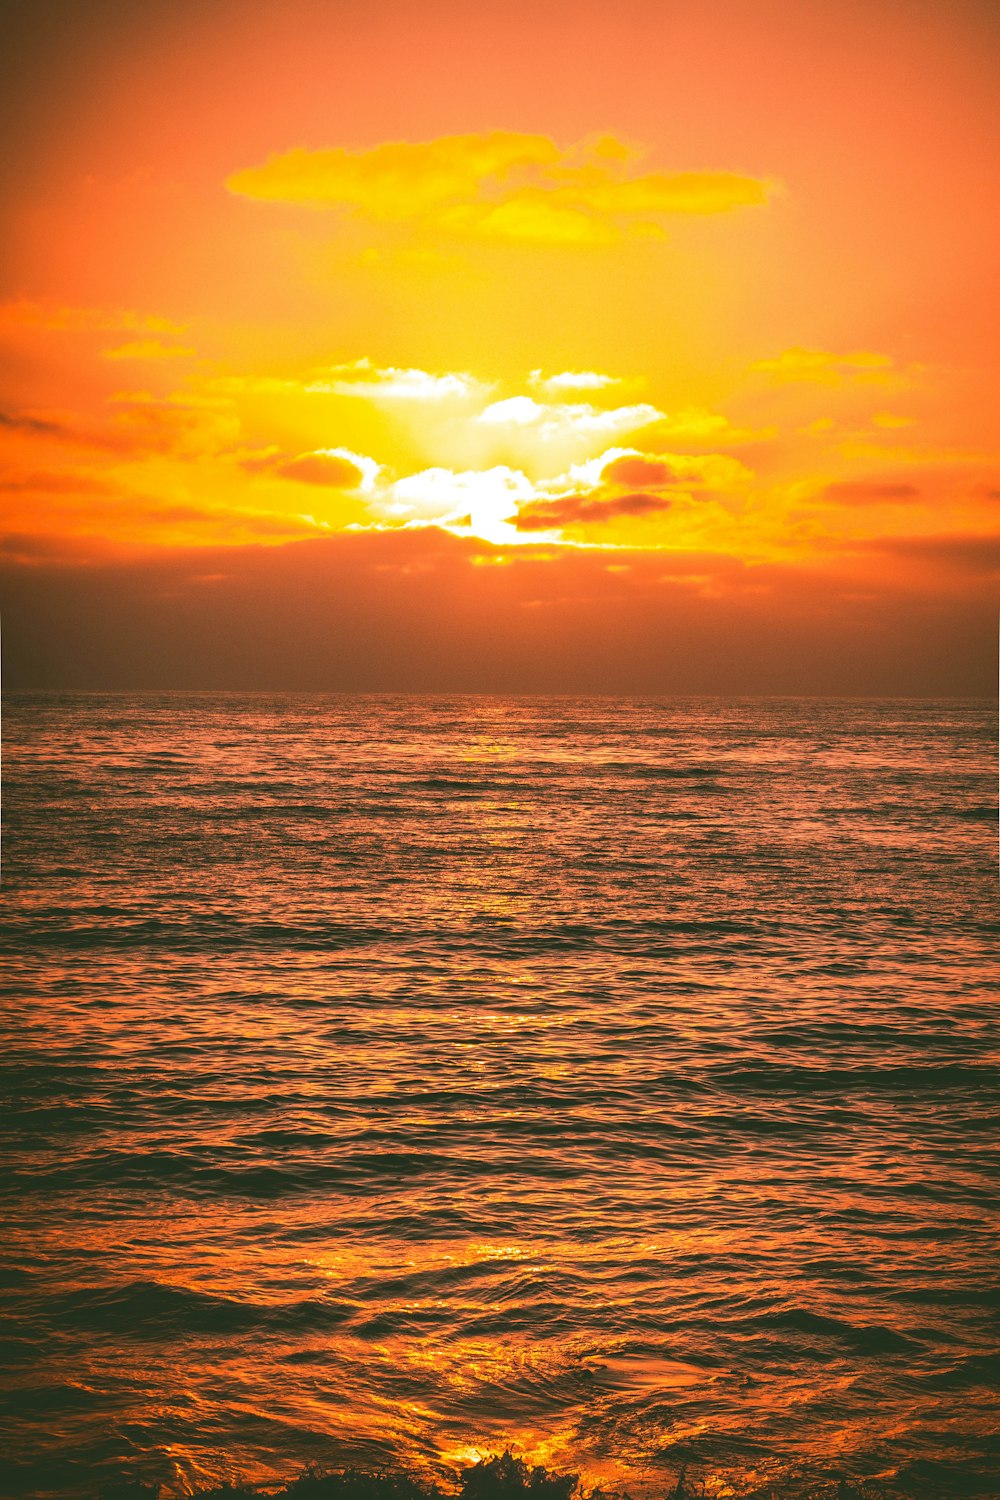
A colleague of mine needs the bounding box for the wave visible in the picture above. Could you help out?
[47,1280,355,1339]
[0,912,777,956]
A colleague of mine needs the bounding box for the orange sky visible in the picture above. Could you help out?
[2,0,998,691]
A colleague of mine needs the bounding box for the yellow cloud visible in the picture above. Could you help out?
[647,408,774,449]
[800,417,837,435]
[102,340,196,361]
[872,412,916,429]
[441,192,628,245]
[227,131,775,244]
[228,131,559,214]
[750,347,910,386]
[0,300,183,335]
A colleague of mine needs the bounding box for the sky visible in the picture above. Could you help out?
[1,0,998,692]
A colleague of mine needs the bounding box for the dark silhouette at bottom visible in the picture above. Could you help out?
[95,1449,910,1500]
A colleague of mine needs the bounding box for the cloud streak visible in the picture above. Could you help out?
[821,480,921,505]
[750,348,915,386]
[0,301,184,336]
[515,490,671,530]
[102,340,196,362]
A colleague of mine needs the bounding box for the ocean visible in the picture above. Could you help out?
[1,694,998,1498]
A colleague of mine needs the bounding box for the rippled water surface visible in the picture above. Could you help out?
[2,695,998,1498]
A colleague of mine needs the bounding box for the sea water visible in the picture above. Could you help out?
[1,695,998,1497]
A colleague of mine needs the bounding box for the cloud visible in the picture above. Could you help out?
[227,131,775,244]
[0,469,118,496]
[863,532,1000,574]
[441,193,630,245]
[505,444,745,536]
[0,447,334,552]
[821,480,921,505]
[528,370,624,399]
[0,301,183,335]
[229,131,561,214]
[373,455,681,544]
[106,392,241,457]
[137,505,323,538]
[645,407,774,449]
[871,412,916,430]
[0,487,328,550]
[570,446,752,492]
[600,454,680,487]
[0,532,86,562]
[475,396,663,442]
[515,490,671,531]
[102,340,196,361]
[750,347,912,386]
[0,408,73,438]
[273,452,367,487]
[384,465,533,543]
[502,443,753,537]
[208,361,488,405]
[240,446,378,490]
[305,359,486,402]
[0,393,240,459]
[368,441,742,544]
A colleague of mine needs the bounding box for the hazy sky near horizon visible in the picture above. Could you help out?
[1,0,998,691]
